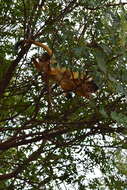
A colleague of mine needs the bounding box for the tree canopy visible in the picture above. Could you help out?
[0,0,127,189]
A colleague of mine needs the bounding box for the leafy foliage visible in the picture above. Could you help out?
[0,0,127,189]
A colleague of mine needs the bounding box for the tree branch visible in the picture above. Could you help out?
[0,46,30,97]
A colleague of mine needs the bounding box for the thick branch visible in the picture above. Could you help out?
[0,46,30,97]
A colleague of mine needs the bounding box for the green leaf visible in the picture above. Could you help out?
[99,108,108,118]
[95,48,107,73]
[111,112,127,126]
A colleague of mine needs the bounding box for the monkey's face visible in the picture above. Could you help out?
[82,81,98,93]
[88,82,98,93]
[75,80,98,98]
[32,53,51,73]
[39,52,51,62]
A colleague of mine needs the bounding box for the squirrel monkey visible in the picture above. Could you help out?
[17,40,98,98]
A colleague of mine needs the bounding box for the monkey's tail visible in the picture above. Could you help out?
[26,40,52,56]
[15,39,53,56]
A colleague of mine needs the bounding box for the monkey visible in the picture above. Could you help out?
[16,39,98,98]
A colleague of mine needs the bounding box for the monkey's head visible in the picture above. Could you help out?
[90,81,99,93]
[32,53,51,73]
[76,80,99,98]
[39,52,51,62]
